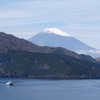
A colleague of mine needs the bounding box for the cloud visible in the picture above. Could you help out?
[76,49,100,58]
[0,0,100,30]
[0,0,100,50]
[0,0,99,29]
[89,50,100,54]
[0,0,100,26]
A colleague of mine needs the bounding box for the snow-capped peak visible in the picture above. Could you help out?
[42,28,71,37]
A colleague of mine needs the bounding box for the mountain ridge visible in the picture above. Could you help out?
[0,32,99,79]
[0,50,100,79]
[0,32,80,59]
[0,32,97,63]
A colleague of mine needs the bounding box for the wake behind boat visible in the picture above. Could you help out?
[6,81,14,86]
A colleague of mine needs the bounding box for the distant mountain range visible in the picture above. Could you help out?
[29,28,99,57]
[0,32,100,79]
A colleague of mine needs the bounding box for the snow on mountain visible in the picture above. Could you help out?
[29,28,99,57]
[42,28,71,37]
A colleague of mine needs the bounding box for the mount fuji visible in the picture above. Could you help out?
[29,28,98,57]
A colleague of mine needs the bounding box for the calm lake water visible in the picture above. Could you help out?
[0,78,100,100]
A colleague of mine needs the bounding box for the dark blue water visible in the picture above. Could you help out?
[0,78,100,100]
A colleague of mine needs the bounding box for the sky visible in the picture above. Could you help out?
[0,0,100,49]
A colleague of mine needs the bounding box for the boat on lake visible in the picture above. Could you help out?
[6,81,14,86]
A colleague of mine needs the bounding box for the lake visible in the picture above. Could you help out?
[0,78,100,100]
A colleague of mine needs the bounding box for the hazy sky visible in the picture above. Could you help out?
[0,0,100,49]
